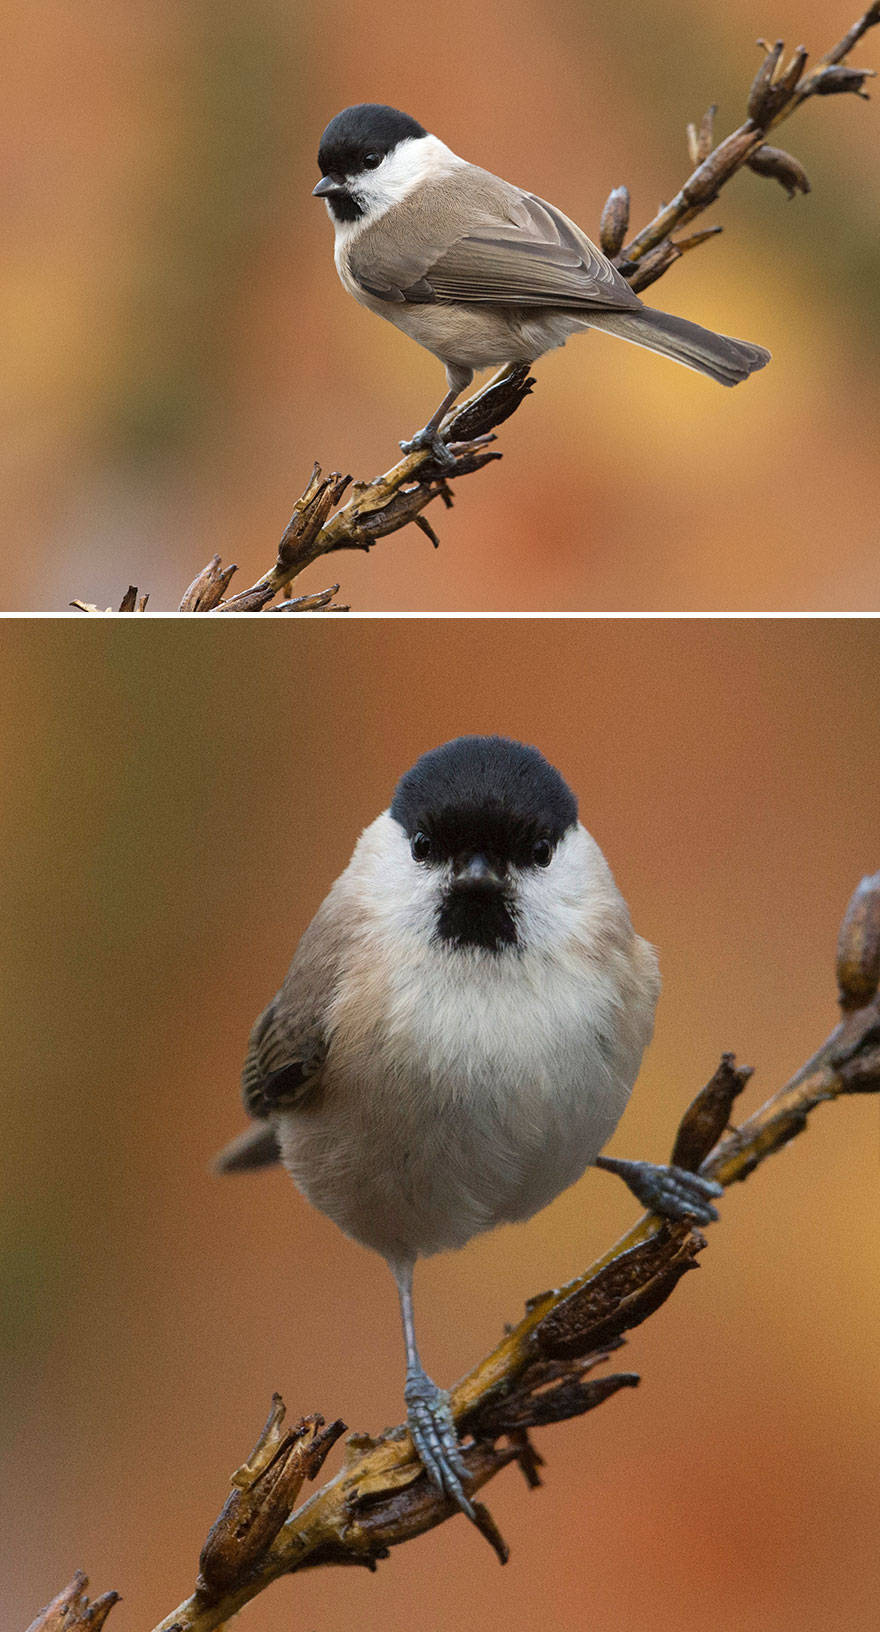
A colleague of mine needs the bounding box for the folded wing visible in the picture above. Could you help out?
[351,186,641,313]
[215,895,345,1173]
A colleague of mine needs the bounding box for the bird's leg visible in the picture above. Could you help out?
[594,1154,723,1225]
[399,366,473,470]
[399,388,462,469]
[394,1260,477,1520]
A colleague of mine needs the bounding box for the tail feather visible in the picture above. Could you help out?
[214,1122,281,1173]
[589,306,770,387]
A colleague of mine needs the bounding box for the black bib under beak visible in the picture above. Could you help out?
[439,854,515,951]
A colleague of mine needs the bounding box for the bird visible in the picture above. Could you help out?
[312,104,771,467]
[215,735,722,1523]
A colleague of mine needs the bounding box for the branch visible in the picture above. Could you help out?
[71,6,879,613]
[27,870,880,1629]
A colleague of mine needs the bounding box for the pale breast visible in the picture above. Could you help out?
[277,938,639,1263]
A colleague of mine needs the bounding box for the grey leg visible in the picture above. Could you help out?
[399,366,474,469]
[594,1154,723,1225]
[394,1261,477,1520]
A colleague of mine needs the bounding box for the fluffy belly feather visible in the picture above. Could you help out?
[362,297,587,373]
[276,947,634,1265]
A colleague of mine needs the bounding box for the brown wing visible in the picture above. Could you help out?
[241,994,328,1119]
[350,181,640,313]
[239,886,352,1122]
[216,1001,325,1175]
[215,887,350,1174]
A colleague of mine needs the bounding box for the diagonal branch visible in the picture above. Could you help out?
[26,870,880,1629]
[70,6,879,613]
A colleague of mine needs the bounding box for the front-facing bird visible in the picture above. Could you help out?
[313,104,771,466]
[216,737,721,1523]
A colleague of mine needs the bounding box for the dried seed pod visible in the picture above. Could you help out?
[777,45,809,101]
[446,362,534,441]
[24,1574,119,1632]
[686,111,716,166]
[671,1053,753,1172]
[476,1368,639,1433]
[836,871,880,1010]
[277,467,352,571]
[747,144,811,197]
[748,39,785,123]
[268,585,345,612]
[198,1402,345,1598]
[599,185,630,257]
[748,40,808,124]
[838,1049,880,1093]
[696,104,717,161]
[533,1226,704,1359]
[179,554,238,611]
[680,123,762,212]
[810,64,875,99]
[627,240,681,293]
[673,224,723,255]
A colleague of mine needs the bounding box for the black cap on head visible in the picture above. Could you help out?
[317,104,427,178]
[390,736,578,869]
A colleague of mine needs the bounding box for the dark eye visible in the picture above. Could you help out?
[532,838,553,867]
[411,831,432,862]
[362,150,382,169]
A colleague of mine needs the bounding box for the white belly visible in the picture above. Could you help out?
[276,942,636,1266]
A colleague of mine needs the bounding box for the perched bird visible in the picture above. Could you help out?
[216,736,721,1521]
[313,104,770,466]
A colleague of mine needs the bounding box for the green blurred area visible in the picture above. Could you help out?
[2,0,878,609]
[102,5,293,460]
[1,621,878,1631]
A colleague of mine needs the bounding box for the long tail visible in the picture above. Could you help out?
[214,1122,280,1173]
[588,306,770,387]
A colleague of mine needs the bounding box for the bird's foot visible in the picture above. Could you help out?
[404,1365,476,1519]
[399,425,458,470]
[598,1155,722,1225]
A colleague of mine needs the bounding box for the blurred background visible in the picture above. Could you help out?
[2,0,879,612]
[1,619,878,1630]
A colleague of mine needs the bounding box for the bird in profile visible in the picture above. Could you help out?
[216,737,721,1522]
[312,104,770,465]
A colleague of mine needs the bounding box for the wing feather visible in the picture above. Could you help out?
[349,182,640,313]
[423,197,637,310]
[241,994,327,1118]
[236,889,349,1121]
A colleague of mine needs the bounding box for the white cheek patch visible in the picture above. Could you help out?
[344,811,441,949]
[342,134,464,232]
[513,824,619,954]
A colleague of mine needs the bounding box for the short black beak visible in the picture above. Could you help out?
[451,855,505,891]
[312,175,345,197]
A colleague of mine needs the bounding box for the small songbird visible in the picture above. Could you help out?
[312,104,770,466]
[216,737,721,1522]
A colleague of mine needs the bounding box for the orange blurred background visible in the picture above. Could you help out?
[1,618,878,1631]
[2,0,879,612]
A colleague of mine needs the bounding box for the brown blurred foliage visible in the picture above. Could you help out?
[2,0,879,611]
[2,619,879,1631]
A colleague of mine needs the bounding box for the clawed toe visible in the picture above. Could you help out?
[596,1154,723,1224]
[399,428,457,470]
[405,1370,476,1519]
[649,1164,723,1223]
